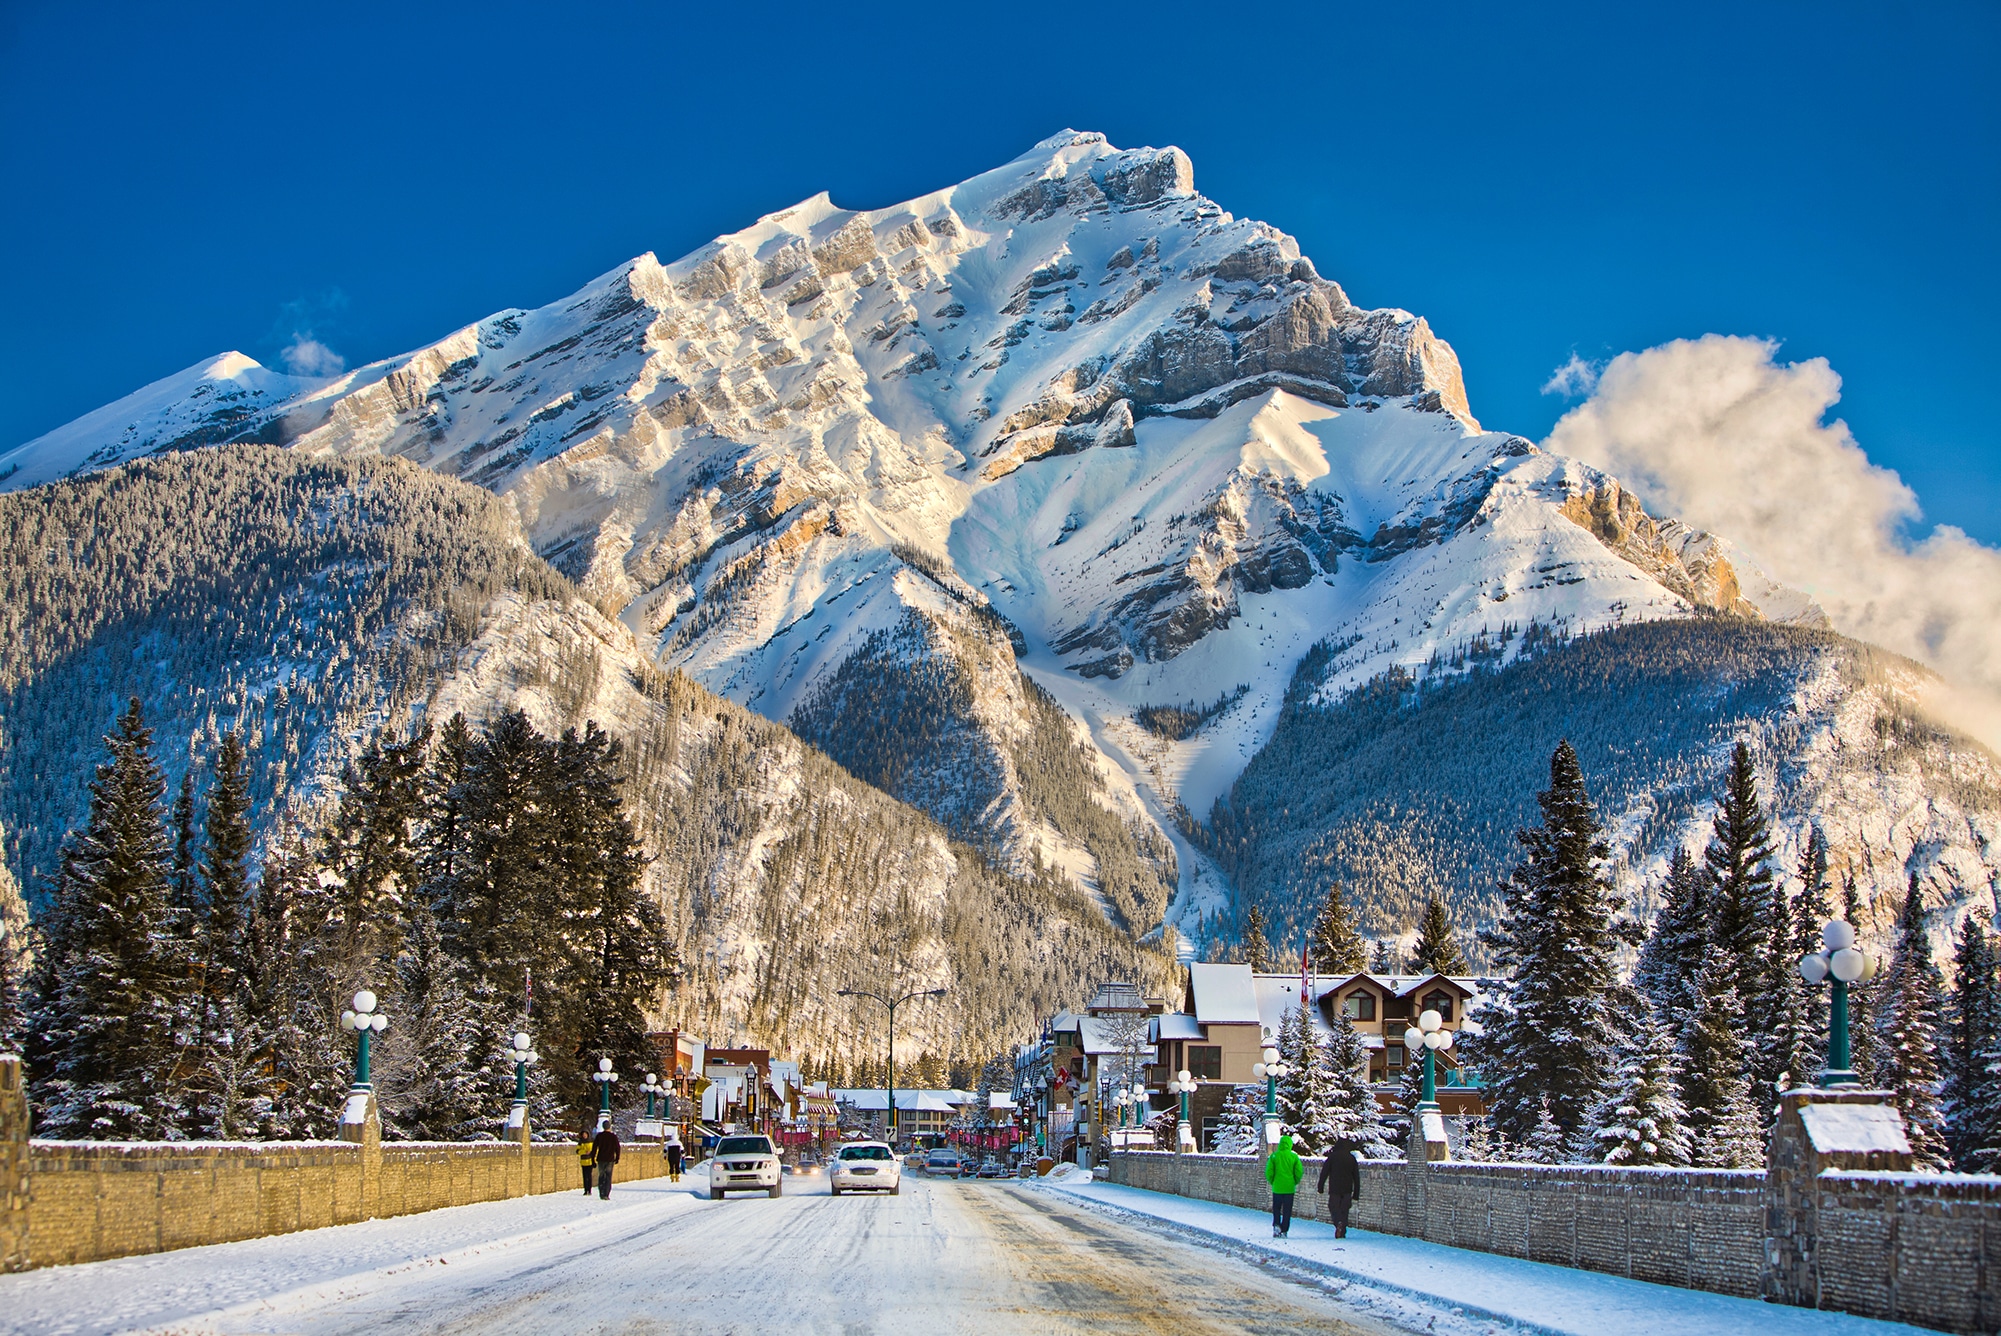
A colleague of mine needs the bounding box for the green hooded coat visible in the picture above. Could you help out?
[1265,1134,1305,1193]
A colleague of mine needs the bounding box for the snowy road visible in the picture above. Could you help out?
[1,1169,1402,1336]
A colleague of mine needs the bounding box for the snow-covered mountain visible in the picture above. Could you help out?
[9,131,1992,950]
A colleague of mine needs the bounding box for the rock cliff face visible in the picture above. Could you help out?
[23,131,1984,952]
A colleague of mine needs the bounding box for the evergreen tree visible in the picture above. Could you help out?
[1792,827,1834,1053]
[1274,1002,1310,1131]
[381,908,503,1140]
[1240,905,1274,973]
[1876,878,1950,1170]
[1704,742,1779,1026]
[1470,741,1630,1145]
[246,839,350,1139]
[1634,846,1708,1029]
[1679,959,1763,1168]
[1212,1083,1264,1155]
[1759,870,1816,1108]
[26,700,190,1137]
[1459,1115,1497,1162]
[169,770,199,921]
[1411,896,1467,975]
[1841,878,1888,1083]
[1308,882,1367,975]
[1297,1008,1395,1156]
[188,733,258,1137]
[1523,1099,1568,1164]
[1369,938,1395,974]
[1944,914,2000,1171]
[320,728,430,977]
[0,824,27,1053]
[1594,1008,1691,1167]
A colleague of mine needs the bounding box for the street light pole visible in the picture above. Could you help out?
[1167,1069,1196,1153]
[1799,920,1878,1086]
[591,1057,619,1123]
[1401,1009,1454,1111]
[1251,1028,1292,1149]
[340,990,390,1091]
[838,985,947,1146]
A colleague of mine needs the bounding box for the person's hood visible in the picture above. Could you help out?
[1279,1134,1296,1154]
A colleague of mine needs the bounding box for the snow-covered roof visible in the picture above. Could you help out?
[833,1089,959,1113]
[1155,1013,1206,1041]
[1188,963,1260,1024]
[1049,1011,1081,1033]
[1800,1102,1912,1155]
[1076,1015,1149,1056]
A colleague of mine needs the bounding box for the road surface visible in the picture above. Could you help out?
[1,1168,1406,1335]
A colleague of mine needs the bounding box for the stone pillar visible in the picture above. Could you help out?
[339,1089,383,1219]
[1,1055,28,1272]
[1407,1106,1451,1163]
[508,1101,532,1197]
[1763,1087,1913,1308]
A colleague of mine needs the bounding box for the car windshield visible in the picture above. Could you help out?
[717,1137,773,1156]
[840,1146,892,1161]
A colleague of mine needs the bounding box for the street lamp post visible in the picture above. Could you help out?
[641,1072,663,1120]
[1401,1009,1455,1110]
[1799,920,1879,1086]
[591,1057,619,1123]
[339,990,389,1090]
[1251,1029,1293,1148]
[837,985,946,1147]
[508,1030,538,1113]
[1166,1069,1197,1152]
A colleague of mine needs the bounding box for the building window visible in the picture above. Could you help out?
[1188,1046,1222,1080]
[1422,991,1454,1021]
[1341,991,1377,1021]
[1387,1046,1405,1069]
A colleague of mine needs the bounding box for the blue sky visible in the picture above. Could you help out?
[3,1,1995,541]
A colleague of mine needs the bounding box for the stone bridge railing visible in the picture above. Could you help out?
[1109,1088,2001,1335]
[0,1054,665,1271]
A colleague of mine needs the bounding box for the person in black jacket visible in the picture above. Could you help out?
[1317,1138,1361,1238]
[592,1121,622,1199]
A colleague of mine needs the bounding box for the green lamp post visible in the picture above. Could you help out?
[340,990,388,1090]
[1251,1029,1292,1149]
[1798,920,1878,1086]
[591,1057,618,1123]
[1401,1009,1454,1111]
[1167,1068,1197,1152]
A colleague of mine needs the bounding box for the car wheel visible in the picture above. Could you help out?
[830,1184,840,1197]
[768,1182,782,1199]
[710,1188,723,1200]
[891,1181,901,1195]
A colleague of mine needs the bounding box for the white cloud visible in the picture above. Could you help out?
[1543,333,2001,749]
[1541,352,1601,398]
[280,334,345,378]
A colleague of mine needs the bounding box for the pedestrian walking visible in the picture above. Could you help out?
[592,1120,622,1199]
[1317,1137,1362,1238]
[664,1128,684,1182]
[576,1124,596,1194]
[1265,1131,1304,1238]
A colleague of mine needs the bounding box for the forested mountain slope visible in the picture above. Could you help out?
[1210,618,2001,959]
[0,447,1174,1064]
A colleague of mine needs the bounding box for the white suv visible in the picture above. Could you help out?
[709,1135,781,1199]
[829,1140,901,1195]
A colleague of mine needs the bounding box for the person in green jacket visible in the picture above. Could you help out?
[1264,1131,1305,1238]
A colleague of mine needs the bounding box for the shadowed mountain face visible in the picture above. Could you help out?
[7,133,1994,955]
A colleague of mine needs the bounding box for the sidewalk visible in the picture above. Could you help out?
[1034,1175,1930,1336]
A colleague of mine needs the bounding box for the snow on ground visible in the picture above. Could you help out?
[1036,1175,1930,1336]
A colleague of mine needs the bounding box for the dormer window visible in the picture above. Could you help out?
[1341,991,1377,1021]
[1422,990,1454,1021]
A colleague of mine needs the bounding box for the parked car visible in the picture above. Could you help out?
[709,1135,782,1199]
[829,1140,901,1196]
[977,1157,1008,1178]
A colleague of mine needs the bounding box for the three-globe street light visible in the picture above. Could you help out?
[508,1031,538,1119]
[1251,1029,1293,1147]
[1402,1008,1454,1110]
[1799,920,1879,1086]
[1166,1068,1198,1151]
[591,1057,619,1122]
[339,991,389,1090]
[641,1072,664,1121]
[836,985,947,1146]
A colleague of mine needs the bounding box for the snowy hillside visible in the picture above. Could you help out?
[10,130,1991,953]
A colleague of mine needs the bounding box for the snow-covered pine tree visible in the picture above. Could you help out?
[1679,958,1764,1168]
[1212,1083,1265,1155]
[1704,742,1779,1037]
[1594,1006,1691,1167]
[1945,913,2000,1171]
[1523,1098,1568,1164]
[1308,882,1367,975]
[26,700,191,1138]
[0,819,27,1053]
[1792,826,1834,1055]
[246,839,350,1140]
[1274,1002,1310,1131]
[1411,896,1467,975]
[1240,906,1274,972]
[187,732,258,1138]
[1876,878,1950,1170]
[1469,740,1630,1146]
[1369,938,1395,973]
[1301,1006,1396,1157]
[169,770,199,923]
[1458,1115,1496,1162]
[1634,846,1708,1030]
[320,727,430,976]
[383,907,502,1140]
[1759,871,1816,1114]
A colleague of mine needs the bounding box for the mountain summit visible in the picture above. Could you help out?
[8,133,1989,953]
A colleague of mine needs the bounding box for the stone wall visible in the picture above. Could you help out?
[1,1055,667,1271]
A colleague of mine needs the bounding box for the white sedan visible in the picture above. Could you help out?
[828,1141,901,1195]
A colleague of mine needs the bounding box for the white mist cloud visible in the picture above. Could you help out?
[280,334,345,377]
[1541,352,1601,399]
[1543,334,2001,749]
